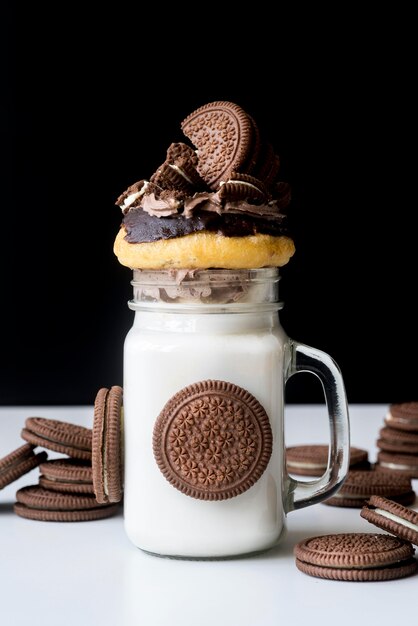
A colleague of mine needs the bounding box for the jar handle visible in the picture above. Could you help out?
[284,341,350,513]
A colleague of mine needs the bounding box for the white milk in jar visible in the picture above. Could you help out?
[123,268,349,558]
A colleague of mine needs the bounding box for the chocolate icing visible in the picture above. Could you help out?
[123,207,287,243]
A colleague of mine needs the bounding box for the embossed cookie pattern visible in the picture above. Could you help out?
[153,380,273,500]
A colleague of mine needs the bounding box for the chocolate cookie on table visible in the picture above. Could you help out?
[385,402,418,432]
[21,417,92,460]
[377,426,418,454]
[286,445,370,477]
[14,485,118,522]
[39,459,94,494]
[294,533,417,581]
[323,470,415,508]
[361,496,418,547]
[375,451,418,478]
[0,444,47,490]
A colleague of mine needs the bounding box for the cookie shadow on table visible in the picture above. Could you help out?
[249,529,314,561]
[252,511,360,561]
[0,501,15,513]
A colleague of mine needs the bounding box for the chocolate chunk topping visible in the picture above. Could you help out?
[166,142,198,166]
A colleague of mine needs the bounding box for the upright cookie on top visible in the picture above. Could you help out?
[113,101,295,270]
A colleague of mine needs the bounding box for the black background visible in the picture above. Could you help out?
[1,5,416,405]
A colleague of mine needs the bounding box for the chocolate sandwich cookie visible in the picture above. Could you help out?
[323,470,415,508]
[39,459,93,494]
[262,154,281,189]
[252,141,281,188]
[149,143,208,199]
[240,115,261,175]
[274,181,292,211]
[181,101,254,189]
[150,164,193,195]
[286,445,370,477]
[92,386,123,504]
[21,417,92,460]
[165,143,206,188]
[218,172,269,204]
[116,180,148,214]
[150,161,206,196]
[0,444,47,490]
[361,496,418,547]
[294,533,417,581]
[376,451,418,478]
[385,402,418,432]
[14,485,118,522]
[377,426,418,454]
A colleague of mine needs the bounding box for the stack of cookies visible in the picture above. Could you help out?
[375,402,418,478]
[286,444,370,477]
[286,437,416,509]
[0,386,124,522]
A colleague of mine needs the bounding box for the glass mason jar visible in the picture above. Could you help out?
[123,268,349,558]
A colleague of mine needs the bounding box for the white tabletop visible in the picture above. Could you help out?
[1,405,416,626]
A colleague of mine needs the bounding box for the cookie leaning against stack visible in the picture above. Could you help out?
[0,444,47,491]
[361,496,418,546]
[92,386,124,504]
[13,390,124,522]
[21,417,92,460]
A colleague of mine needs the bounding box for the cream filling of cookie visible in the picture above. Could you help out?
[373,508,418,532]
[386,412,418,425]
[288,461,326,470]
[296,553,411,570]
[103,462,109,497]
[379,460,418,470]
[332,492,369,499]
[169,164,194,185]
[119,183,149,211]
[220,179,263,193]
[315,561,404,570]
[103,400,109,498]
[330,491,412,500]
